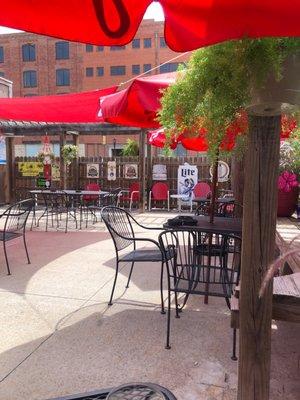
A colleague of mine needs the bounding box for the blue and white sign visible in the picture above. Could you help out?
[178,163,198,198]
[0,136,6,165]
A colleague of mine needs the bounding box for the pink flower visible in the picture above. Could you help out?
[278,171,298,193]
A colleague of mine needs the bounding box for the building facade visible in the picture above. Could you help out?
[0,20,190,157]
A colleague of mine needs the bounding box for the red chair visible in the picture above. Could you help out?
[83,183,100,203]
[148,182,170,211]
[193,182,211,198]
[120,182,140,211]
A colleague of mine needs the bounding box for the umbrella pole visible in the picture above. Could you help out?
[209,151,219,223]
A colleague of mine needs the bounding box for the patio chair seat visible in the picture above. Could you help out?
[120,247,174,262]
[0,231,22,241]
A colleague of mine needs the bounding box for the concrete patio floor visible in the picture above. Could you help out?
[0,212,299,400]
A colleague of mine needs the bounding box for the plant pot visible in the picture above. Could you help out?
[277,186,299,217]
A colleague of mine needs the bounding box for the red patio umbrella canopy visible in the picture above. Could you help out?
[0,1,299,52]
[99,72,177,128]
[0,87,117,123]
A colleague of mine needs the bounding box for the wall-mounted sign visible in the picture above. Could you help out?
[18,162,43,177]
[0,136,6,165]
[178,163,198,197]
[36,177,51,188]
[107,160,116,181]
[87,163,100,178]
[152,164,167,181]
[209,161,230,182]
[124,164,138,179]
[51,163,60,181]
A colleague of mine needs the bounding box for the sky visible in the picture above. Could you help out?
[0,2,164,34]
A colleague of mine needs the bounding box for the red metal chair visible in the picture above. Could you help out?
[193,182,211,198]
[119,182,140,211]
[83,183,100,203]
[148,182,170,211]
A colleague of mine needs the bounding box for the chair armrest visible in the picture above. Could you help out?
[129,213,164,231]
[130,190,139,200]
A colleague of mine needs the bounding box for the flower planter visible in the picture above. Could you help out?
[277,186,299,217]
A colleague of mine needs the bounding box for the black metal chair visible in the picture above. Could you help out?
[159,229,241,359]
[101,206,168,308]
[0,198,34,275]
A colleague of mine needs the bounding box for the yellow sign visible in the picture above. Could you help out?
[51,163,60,181]
[18,162,44,177]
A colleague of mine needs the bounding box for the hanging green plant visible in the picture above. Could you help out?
[159,37,300,160]
[37,151,55,164]
[121,139,139,156]
[61,144,79,165]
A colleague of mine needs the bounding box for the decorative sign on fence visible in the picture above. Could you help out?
[51,163,60,181]
[36,177,51,188]
[152,164,167,181]
[18,162,43,177]
[107,160,117,181]
[0,135,6,165]
[178,163,198,197]
[87,163,100,178]
[124,164,138,179]
[209,161,230,182]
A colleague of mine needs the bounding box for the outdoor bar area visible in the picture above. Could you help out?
[0,2,299,400]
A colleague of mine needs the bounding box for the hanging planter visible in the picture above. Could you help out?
[61,144,79,165]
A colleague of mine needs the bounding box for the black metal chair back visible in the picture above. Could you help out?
[2,198,34,234]
[101,206,135,252]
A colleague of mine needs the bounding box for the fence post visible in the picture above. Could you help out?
[60,132,67,189]
[139,129,146,212]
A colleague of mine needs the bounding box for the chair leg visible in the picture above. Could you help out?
[23,234,31,264]
[231,328,238,361]
[108,261,119,306]
[126,261,134,288]
[165,283,171,350]
[160,262,165,314]
[3,241,11,275]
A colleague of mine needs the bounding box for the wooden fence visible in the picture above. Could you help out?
[14,156,231,205]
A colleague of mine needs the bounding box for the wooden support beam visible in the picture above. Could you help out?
[73,134,80,190]
[60,132,67,190]
[6,137,14,203]
[139,130,146,212]
[238,111,281,400]
[146,141,152,196]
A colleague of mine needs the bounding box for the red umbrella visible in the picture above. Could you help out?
[0,1,299,51]
[98,72,177,128]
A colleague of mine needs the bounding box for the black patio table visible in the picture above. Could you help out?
[163,215,242,235]
[193,196,235,204]
[47,383,177,400]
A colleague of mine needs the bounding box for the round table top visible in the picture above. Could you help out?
[107,383,166,400]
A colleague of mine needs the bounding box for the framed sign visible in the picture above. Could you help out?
[51,163,60,181]
[178,163,198,197]
[87,163,99,178]
[152,164,167,181]
[107,160,116,181]
[18,162,43,177]
[124,164,138,179]
[209,161,230,182]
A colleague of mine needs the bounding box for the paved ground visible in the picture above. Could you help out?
[0,212,299,400]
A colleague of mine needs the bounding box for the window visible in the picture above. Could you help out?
[22,44,36,61]
[132,64,140,75]
[97,67,104,76]
[56,69,70,86]
[143,38,152,48]
[97,46,104,52]
[86,67,93,77]
[110,65,126,76]
[110,45,125,51]
[159,62,180,73]
[160,37,167,48]
[132,39,140,49]
[24,93,38,97]
[86,44,93,52]
[0,72,4,77]
[23,70,37,87]
[25,143,60,157]
[0,47,3,63]
[55,41,69,59]
[175,144,187,157]
[143,64,151,74]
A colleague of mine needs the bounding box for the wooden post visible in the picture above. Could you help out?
[146,141,152,196]
[6,136,14,203]
[60,132,67,189]
[139,129,146,212]
[238,109,281,400]
[209,152,219,223]
[231,153,245,218]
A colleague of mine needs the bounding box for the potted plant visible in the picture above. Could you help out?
[61,144,79,165]
[121,139,139,156]
[37,150,55,165]
[278,130,300,217]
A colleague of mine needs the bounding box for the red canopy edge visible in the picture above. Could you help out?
[0,86,117,123]
[0,1,299,52]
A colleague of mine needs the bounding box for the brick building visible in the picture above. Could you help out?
[0,20,190,157]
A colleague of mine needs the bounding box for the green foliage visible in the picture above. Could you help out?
[121,139,139,156]
[61,144,79,165]
[159,38,300,159]
[280,128,300,176]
